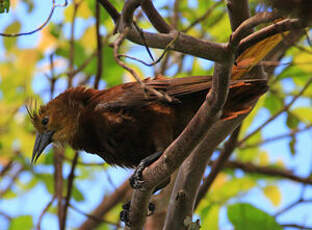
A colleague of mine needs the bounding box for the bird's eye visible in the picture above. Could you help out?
[41,117,49,125]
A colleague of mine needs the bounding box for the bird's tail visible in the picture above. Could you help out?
[147,75,268,120]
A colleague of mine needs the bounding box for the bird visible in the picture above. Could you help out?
[28,75,268,187]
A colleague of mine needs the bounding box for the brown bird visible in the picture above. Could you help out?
[28,75,267,187]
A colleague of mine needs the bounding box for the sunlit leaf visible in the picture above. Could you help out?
[227,203,282,230]
[80,25,97,53]
[64,1,92,22]
[208,177,256,203]
[9,215,33,230]
[3,21,21,50]
[200,205,220,230]
[263,185,282,206]
[291,107,312,124]
[258,151,269,166]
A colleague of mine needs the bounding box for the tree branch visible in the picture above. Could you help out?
[222,160,312,185]
[61,152,79,230]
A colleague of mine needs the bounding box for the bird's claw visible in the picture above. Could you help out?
[129,167,145,190]
[147,202,155,216]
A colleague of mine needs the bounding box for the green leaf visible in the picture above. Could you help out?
[9,215,33,230]
[289,135,296,156]
[208,177,256,203]
[286,112,300,129]
[3,21,21,50]
[227,203,282,230]
[263,92,283,114]
[72,185,85,202]
[0,0,10,13]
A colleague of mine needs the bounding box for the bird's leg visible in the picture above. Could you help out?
[129,151,163,189]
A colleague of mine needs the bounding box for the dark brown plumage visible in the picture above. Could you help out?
[29,75,268,167]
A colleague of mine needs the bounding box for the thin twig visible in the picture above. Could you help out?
[0,0,68,37]
[67,1,80,88]
[238,77,312,146]
[113,27,173,102]
[281,224,312,230]
[118,30,180,67]
[94,1,103,89]
[36,195,56,230]
[275,199,312,217]
[0,166,23,197]
[69,203,120,227]
[61,152,79,230]
[182,1,223,32]
[240,125,312,149]
[222,160,312,185]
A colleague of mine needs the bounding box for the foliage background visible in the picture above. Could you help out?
[0,0,312,229]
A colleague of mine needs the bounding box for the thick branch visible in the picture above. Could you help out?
[231,12,280,48]
[238,18,306,56]
[163,118,244,230]
[126,59,234,230]
[226,0,250,32]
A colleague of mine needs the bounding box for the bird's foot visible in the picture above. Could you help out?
[129,165,145,190]
[129,151,163,190]
[120,201,156,226]
[147,202,155,216]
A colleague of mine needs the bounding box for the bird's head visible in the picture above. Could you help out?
[27,89,88,164]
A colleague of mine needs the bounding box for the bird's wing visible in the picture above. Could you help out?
[93,75,214,111]
[93,75,267,111]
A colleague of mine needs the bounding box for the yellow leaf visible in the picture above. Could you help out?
[292,107,312,124]
[276,158,285,168]
[263,185,282,206]
[258,151,269,166]
[201,205,220,230]
[81,26,97,53]
[210,172,228,191]
[293,52,312,73]
[64,1,92,22]
[38,28,57,52]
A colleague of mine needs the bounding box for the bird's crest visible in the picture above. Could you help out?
[25,98,45,130]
